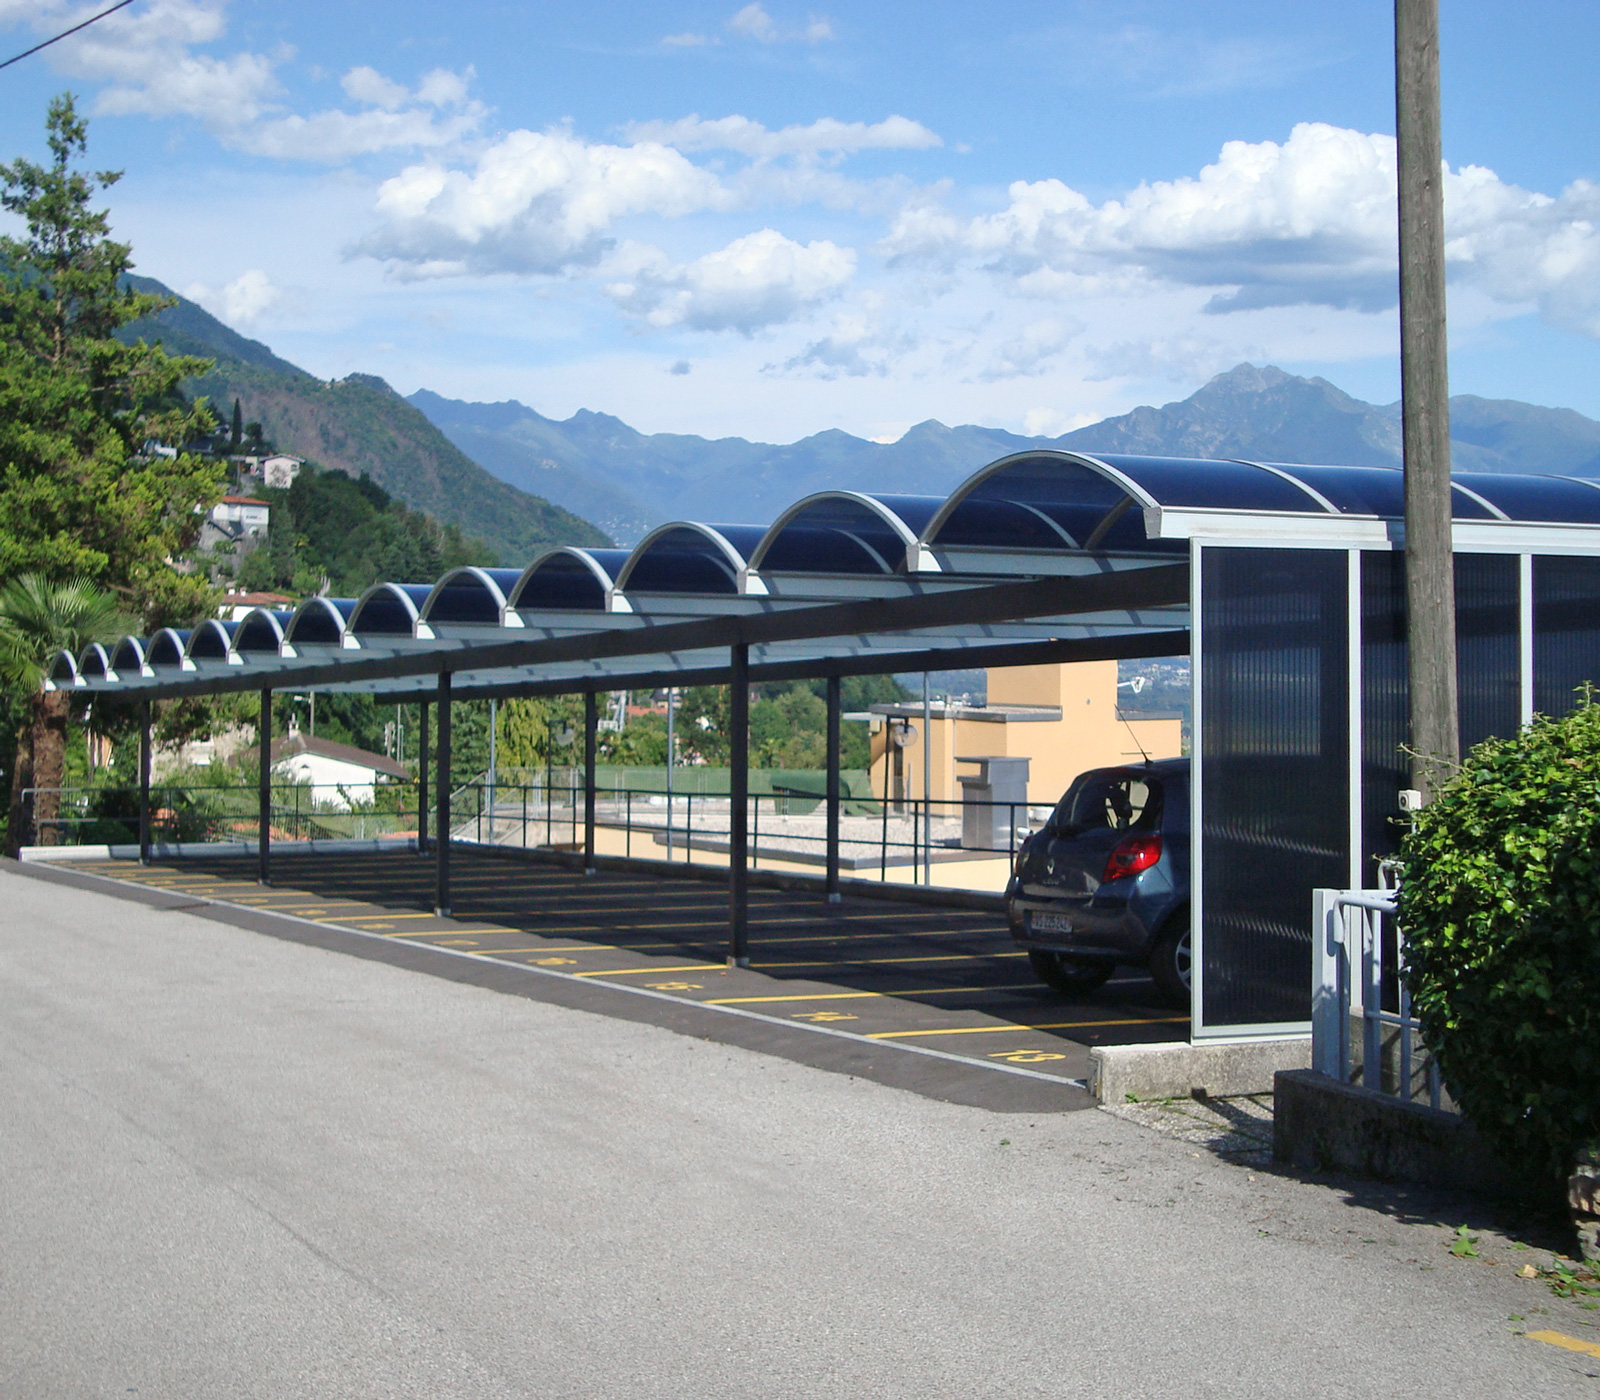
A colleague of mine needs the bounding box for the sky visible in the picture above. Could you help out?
[0,0,1598,444]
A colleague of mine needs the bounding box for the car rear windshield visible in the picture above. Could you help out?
[1052,773,1164,837]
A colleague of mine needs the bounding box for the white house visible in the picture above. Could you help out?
[199,495,271,555]
[261,455,303,489]
[252,733,410,810]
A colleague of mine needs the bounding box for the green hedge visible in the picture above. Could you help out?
[1398,697,1600,1183]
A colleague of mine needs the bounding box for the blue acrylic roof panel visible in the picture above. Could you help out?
[1094,454,1330,512]
[426,568,522,624]
[623,526,763,594]
[757,495,936,574]
[515,550,633,610]
[1454,474,1600,524]
[1266,464,1406,516]
[931,455,1141,551]
[350,583,432,635]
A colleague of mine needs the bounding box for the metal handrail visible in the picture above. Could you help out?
[1312,885,1444,1110]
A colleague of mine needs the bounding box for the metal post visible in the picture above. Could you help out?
[1396,0,1460,797]
[665,686,676,860]
[257,687,271,885]
[728,646,750,967]
[138,699,152,864]
[922,673,932,886]
[417,701,430,855]
[488,696,497,843]
[584,691,598,874]
[435,671,451,916]
[879,726,891,882]
[825,674,841,901]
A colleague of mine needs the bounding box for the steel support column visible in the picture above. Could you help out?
[138,699,152,864]
[728,643,750,966]
[257,687,271,885]
[435,673,451,916]
[417,701,430,855]
[583,690,598,874]
[825,673,841,902]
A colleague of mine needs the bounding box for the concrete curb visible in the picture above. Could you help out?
[1090,1036,1310,1103]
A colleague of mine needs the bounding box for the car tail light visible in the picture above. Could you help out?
[1102,834,1162,884]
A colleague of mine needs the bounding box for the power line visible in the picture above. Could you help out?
[0,0,136,74]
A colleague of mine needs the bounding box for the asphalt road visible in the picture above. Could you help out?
[2,868,1595,1398]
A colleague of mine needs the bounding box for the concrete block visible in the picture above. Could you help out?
[1272,1068,1549,1204]
[1089,1037,1310,1103]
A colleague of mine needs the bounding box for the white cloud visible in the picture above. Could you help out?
[183,268,281,326]
[356,129,732,278]
[883,121,1600,338]
[660,31,712,47]
[726,3,833,44]
[5,1,483,161]
[604,229,855,333]
[977,316,1083,381]
[627,114,940,159]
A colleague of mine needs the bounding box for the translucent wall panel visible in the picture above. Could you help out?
[1534,555,1600,718]
[1199,547,1348,1029]
[1453,554,1520,752]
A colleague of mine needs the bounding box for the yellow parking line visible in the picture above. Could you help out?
[707,983,1040,1005]
[1527,1331,1600,1359]
[867,1016,1188,1039]
[574,964,725,977]
[755,951,1028,969]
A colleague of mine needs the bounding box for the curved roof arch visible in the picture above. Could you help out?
[284,597,356,650]
[146,628,193,670]
[109,635,151,678]
[49,649,80,687]
[509,548,634,613]
[185,619,241,666]
[749,492,943,575]
[420,567,525,629]
[923,451,1171,555]
[234,609,292,656]
[616,523,767,596]
[76,642,115,682]
[348,583,433,638]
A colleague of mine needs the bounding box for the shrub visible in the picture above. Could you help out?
[1398,697,1600,1183]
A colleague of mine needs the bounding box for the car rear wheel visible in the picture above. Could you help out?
[1149,918,1191,1005]
[1028,948,1114,995]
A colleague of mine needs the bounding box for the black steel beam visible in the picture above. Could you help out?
[138,700,151,865]
[351,629,1193,705]
[583,690,598,875]
[417,700,430,856]
[257,687,271,885]
[435,673,451,916]
[825,674,841,902]
[112,565,1190,701]
[728,643,750,967]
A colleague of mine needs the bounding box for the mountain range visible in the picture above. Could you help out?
[124,277,1600,556]
[122,278,609,561]
[411,365,1600,545]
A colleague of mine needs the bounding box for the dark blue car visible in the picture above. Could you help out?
[1006,758,1190,1003]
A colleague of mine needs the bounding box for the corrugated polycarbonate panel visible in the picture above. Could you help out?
[1454,554,1520,751]
[513,555,611,610]
[758,495,913,573]
[1200,546,1348,1028]
[1534,554,1600,718]
[1271,464,1405,517]
[1101,455,1327,513]
[931,455,1136,551]
[1360,551,1408,883]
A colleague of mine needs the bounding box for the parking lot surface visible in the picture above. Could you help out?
[54,846,1189,1107]
[3,867,1594,1399]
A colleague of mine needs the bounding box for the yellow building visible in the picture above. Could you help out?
[860,660,1184,808]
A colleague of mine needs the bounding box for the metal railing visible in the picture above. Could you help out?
[449,778,1040,889]
[1311,882,1445,1110]
[21,782,423,847]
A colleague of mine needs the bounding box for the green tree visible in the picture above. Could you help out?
[0,94,224,625]
[0,573,126,851]
[230,397,242,451]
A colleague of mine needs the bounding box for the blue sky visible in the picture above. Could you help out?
[1,0,1598,443]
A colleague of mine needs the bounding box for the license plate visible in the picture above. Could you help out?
[1030,911,1073,934]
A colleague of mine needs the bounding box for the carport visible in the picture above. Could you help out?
[49,451,1600,1038]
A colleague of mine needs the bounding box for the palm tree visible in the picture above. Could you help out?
[0,575,127,853]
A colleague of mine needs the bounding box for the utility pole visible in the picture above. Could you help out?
[1396,0,1459,798]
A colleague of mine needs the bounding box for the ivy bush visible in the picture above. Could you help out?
[1398,697,1600,1183]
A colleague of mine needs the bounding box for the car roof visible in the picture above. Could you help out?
[1071,757,1189,784]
